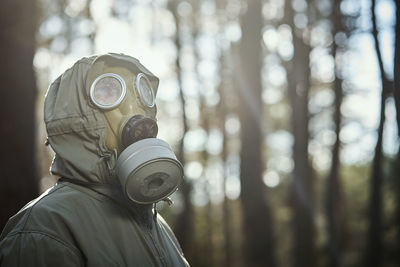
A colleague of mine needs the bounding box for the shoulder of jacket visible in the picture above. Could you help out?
[157,215,184,254]
[1,184,66,235]
[1,183,97,251]
[1,183,97,237]
[2,229,82,257]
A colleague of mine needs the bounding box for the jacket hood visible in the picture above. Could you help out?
[44,53,159,184]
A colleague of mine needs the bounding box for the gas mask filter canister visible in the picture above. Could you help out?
[116,138,183,204]
[89,68,183,204]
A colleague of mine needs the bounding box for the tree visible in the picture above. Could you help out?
[236,1,276,266]
[325,1,347,266]
[168,0,195,261]
[382,0,400,266]
[393,0,400,135]
[392,1,400,266]
[0,0,39,229]
[284,0,315,266]
[365,0,393,266]
[219,55,233,267]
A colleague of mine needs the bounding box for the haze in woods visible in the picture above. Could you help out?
[1,0,399,266]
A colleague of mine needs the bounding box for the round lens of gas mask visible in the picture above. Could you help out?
[90,73,126,109]
[135,73,155,107]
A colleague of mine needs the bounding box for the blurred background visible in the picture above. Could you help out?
[0,0,399,266]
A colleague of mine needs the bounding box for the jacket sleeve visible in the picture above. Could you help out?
[0,231,84,267]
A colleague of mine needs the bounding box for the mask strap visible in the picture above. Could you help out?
[153,197,174,222]
[153,203,158,222]
[162,197,173,206]
[104,149,118,181]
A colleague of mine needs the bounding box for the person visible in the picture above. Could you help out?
[0,53,189,267]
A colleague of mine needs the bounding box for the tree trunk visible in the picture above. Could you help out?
[168,0,194,260]
[221,119,233,267]
[200,98,214,266]
[219,62,233,267]
[0,0,39,229]
[284,1,315,267]
[237,1,276,266]
[326,1,346,267]
[326,54,345,267]
[365,0,391,266]
[215,1,234,266]
[393,0,400,136]
[392,1,400,266]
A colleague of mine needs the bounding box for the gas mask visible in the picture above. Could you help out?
[86,55,183,204]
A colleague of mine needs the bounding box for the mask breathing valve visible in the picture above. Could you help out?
[121,114,158,149]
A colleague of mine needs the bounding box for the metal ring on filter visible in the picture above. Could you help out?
[90,73,127,110]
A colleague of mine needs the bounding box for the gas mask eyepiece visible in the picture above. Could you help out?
[90,73,126,109]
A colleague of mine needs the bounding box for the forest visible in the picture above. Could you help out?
[0,0,399,266]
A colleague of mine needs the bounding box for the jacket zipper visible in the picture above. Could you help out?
[146,228,168,267]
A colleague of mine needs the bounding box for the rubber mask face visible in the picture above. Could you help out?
[86,59,183,204]
[88,65,157,153]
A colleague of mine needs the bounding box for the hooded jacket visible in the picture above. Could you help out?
[0,54,189,267]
